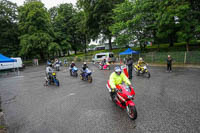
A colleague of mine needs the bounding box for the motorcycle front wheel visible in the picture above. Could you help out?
[126,105,137,120]
[88,76,92,83]
[56,80,60,86]
[80,74,83,80]
[54,79,60,86]
[144,71,150,78]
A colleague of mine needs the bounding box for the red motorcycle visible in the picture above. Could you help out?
[99,62,110,70]
[106,80,137,120]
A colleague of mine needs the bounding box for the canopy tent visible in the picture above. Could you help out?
[0,54,16,63]
[119,48,139,55]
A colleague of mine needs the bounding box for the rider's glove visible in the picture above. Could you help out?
[111,88,116,92]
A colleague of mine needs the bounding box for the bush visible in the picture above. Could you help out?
[67,57,73,62]
[76,57,82,62]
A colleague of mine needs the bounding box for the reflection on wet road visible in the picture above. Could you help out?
[0,64,200,133]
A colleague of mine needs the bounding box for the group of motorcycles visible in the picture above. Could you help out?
[44,60,151,121]
[69,66,93,83]
[45,65,93,87]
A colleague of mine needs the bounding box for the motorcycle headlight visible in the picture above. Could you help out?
[127,95,134,99]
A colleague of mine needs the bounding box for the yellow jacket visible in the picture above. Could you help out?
[137,61,146,66]
[109,72,131,89]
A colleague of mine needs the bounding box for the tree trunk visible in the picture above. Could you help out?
[40,52,44,61]
[74,49,77,55]
[186,41,189,52]
[68,50,70,56]
[84,35,87,54]
[157,44,160,51]
[169,34,174,47]
[108,36,112,50]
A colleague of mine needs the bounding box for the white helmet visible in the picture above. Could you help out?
[114,66,122,75]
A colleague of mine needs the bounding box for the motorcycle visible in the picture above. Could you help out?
[80,68,92,83]
[45,72,60,86]
[70,66,78,77]
[133,64,150,78]
[55,63,60,71]
[106,81,137,120]
[99,62,110,70]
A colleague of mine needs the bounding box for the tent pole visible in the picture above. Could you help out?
[119,55,120,64]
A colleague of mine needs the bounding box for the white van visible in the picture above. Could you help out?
[0,57,23,70]
[92,52,115,63]
[11,57,23,68]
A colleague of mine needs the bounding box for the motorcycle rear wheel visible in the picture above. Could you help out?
[99,65,102,70]
[126,105,137,120]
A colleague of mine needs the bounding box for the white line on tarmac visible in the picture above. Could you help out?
[67,93,75,96]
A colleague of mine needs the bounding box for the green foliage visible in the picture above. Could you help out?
[78,0,125,50]
[0,0,19,56]
[111,0,200,51]
[18,0,53,59]
[50,4,87,56]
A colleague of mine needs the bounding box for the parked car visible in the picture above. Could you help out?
[92,52,115,64]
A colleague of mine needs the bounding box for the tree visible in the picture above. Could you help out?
[176,0,200,51]
[78,0,125,50]
[111,0,159,51]
[18,0,53,59]
[0,0,19,56]
[51,4,87,55]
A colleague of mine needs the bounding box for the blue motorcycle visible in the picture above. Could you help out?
[70,66,78,77]
[45,72,60,86]
[80,68,92,83]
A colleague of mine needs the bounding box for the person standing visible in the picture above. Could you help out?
[126,57,133,79]
[166,55,173,72]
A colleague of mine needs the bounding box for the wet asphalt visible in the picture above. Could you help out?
[0,63,200,133]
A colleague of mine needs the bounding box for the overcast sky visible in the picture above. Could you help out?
[10,0,77,9]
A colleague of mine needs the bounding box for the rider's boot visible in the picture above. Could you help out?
[110,92,117,102]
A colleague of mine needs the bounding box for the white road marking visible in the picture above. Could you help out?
[67,93,75,96]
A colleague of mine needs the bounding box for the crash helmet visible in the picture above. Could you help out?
[114,66,122,75]
[139,57,143,61]
[48,63,52,67]
[84,62,87,65]
[72,61,74,64]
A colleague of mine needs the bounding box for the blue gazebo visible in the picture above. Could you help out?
[0,54,16,63]
[119,48,139,55]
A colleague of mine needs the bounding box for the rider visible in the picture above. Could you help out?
[101,58,107,66]
[70,61,76,74]
[109,66,131,100]
[46,64,53,80]
[82,62,88,71]
[137,57,147,72]
[64,59,68,67]
[47,59,51,66]
[81,62,88,76]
